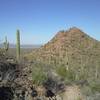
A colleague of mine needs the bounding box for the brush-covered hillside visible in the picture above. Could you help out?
[27,27,100,84]
[26,27,100,99]
[28,27,99,72]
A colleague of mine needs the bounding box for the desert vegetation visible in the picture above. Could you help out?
[0,27,100,100]
[26,27,100,99]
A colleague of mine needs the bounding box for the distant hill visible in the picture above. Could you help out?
[0,44,41,48]
[27,27,100,80]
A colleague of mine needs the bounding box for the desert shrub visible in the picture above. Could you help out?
[56,66,75,82]
[56,66,67,78]
[75,71,88,81]
[81,85,93,97]
[0,48,4,55]
[0,48,6,60]
[89,82,100,93]
[32,63,47,85]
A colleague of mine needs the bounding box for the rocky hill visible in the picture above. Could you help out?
[28,27,100,71]
[28,27,100,83]
[26,27,100,99]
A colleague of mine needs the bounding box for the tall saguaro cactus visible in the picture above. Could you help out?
[4,36,9,51]
[16,30,20,61]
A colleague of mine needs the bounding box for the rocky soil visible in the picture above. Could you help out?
[0,55,86,100]
[0,56,63,100]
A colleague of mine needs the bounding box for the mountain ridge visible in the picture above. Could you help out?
[27,27,100,80]
[24,27,100,99]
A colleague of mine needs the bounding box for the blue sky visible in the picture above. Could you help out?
[0,0,100,44]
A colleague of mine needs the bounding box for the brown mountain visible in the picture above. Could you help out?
[27,27,100,79]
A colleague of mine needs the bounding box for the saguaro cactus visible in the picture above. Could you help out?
[16,30,20,61]
[4,36,9,51]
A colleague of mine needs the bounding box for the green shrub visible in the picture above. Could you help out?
[32,63,47,85]
[75,71,88,81]
[56,66,67,78]
[56,66,75,81]
[89,82,100,93]
[0,48,6,59]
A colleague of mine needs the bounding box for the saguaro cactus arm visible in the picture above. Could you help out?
[4,36,9,51]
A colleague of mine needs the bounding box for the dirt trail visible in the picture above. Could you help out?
[61,85,85,100]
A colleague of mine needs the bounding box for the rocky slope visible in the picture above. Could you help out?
[25,27,100,99]
[28,27,100,78]
[0,53,67,100]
